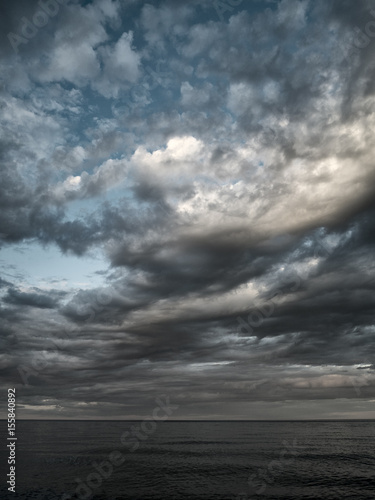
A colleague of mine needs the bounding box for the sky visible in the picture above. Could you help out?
[0,0,375,420]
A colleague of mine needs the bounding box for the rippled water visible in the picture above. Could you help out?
[1,420,374,499]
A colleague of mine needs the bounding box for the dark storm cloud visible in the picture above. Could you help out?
[0,276,12,288]
[1,0,375,419]
[3,287,63,309]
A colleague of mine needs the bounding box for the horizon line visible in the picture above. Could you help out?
[1,418,375,421]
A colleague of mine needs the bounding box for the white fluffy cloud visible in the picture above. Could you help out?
[93,32,141,97]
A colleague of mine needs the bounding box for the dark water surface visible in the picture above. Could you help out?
[1,420,374,500]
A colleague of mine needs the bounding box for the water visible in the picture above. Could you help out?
[1,420,374,499]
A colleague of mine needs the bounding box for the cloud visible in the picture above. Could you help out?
[3,287,63,309]
[1,0,375,419]
[51,157,130,202]
[93,31,141,97]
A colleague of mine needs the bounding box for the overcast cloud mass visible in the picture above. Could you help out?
[1,0,375,420]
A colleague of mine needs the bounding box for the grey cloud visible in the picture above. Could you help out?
[3,287,64,309]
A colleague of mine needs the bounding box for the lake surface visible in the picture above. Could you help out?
[1,420,374,499]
